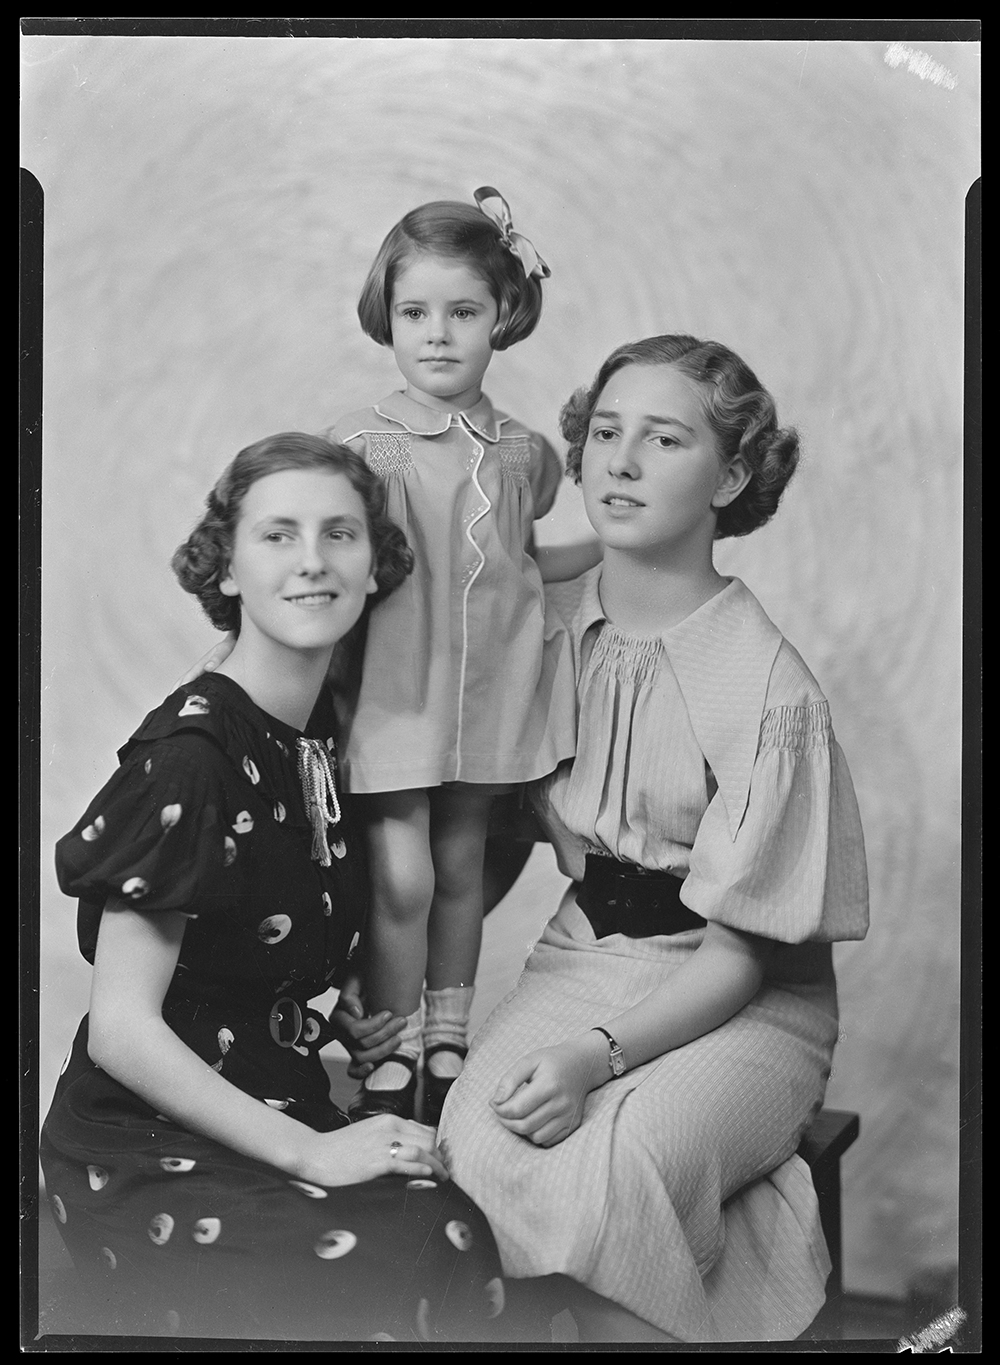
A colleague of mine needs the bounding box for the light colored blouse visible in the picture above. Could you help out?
[325,391,576,793]
[535,568,869,946]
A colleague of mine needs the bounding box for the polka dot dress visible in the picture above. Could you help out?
[40,675,504,1341]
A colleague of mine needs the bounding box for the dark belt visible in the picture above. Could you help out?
[576,854,707,939]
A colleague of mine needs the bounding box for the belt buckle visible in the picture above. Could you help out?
[269,997,304,1048]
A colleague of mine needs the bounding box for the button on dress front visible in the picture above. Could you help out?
[325,392,576,793]
[39,674,506,1342]
[439,571,870,1342]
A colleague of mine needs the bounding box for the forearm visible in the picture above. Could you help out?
[599,922,772,1074]
[88,1009,317,1178]
[85,894,445,1191]
[491,923,774,1144]
[88,1006,449,1188]
[89,903,320,1179]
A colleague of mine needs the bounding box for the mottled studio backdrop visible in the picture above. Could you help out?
[23,34,977,1302]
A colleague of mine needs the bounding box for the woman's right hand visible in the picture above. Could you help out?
[296,1114,448,1188]
[174,632,236,687]
[489,1034,608,1147]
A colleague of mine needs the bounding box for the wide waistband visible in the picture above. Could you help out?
[576,854,707,939]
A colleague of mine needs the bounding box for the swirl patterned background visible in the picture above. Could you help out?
[23,34,978,1305]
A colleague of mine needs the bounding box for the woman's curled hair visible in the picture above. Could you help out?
[560,334,800,539]
[172,433,413,633]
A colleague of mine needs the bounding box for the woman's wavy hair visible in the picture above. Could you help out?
[357,200,545,352]
[560,334,800,539]
[172,433,413,633]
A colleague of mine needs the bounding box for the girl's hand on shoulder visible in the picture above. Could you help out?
[489,1033,608,1147]
[174,632,236,687]
[331,976,407,1079]
[296,1115,448,1188]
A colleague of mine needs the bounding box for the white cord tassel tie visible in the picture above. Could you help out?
[297,739,341,866]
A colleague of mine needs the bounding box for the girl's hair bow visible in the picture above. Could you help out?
[474,186,551,281]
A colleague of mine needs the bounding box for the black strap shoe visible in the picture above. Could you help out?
[421,1044,468,1127]
[347,1052,419,1121]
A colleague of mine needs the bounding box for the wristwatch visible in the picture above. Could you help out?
[591,1026,627,1078]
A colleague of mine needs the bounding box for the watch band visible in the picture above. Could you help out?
[591,1026,627,1077]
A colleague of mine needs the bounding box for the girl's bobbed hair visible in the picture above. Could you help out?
[172,433,413,634]
[560,334,801,539]
[357,199,545,352]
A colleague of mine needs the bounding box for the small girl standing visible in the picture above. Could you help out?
[324,189,580,1123]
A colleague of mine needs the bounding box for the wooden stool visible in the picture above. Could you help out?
[797,1108,860,1298]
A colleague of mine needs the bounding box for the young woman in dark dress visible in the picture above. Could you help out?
[39,433,508,1342]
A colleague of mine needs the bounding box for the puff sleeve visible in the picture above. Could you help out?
[529,433,564,520]
[55,736,229,942]
[681,701,869,944]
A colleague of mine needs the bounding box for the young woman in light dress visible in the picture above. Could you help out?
[438,335,869,1344]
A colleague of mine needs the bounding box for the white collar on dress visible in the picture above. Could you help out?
[572,568,784,839]
[373,390,509,442]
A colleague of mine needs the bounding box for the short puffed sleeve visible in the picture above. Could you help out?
[529,433,564,520]
[681,701,869,944]
[56,735,229,941]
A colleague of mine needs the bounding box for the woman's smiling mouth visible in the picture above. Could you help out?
[284,591,338,607]
[603,494,645,507]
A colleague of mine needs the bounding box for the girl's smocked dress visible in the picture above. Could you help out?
[326,391,575,792]
[40,674,505,1342]
[439,570,869,1342]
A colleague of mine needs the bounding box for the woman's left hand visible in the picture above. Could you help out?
[331,975,407,1078]
[489,1033,608,1147]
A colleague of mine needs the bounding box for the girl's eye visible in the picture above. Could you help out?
[590,428,617,442]
[654,435,679,449]
[326,528,354,542]
[263,531,291,543]
[453,309,474,320]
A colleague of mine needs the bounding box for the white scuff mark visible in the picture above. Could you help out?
[884,43,958,91]
[896,1304,966,1352]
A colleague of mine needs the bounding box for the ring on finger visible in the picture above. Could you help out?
[389,1140,402,1159]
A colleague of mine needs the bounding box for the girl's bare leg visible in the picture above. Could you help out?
[420,788,494,1116]
[352,790,434,1107]
[425,786,495,989]
[361,789,433,1017]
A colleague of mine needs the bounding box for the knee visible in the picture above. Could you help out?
[370,858,436,925]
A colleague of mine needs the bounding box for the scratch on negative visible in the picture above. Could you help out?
[884,43,958,91]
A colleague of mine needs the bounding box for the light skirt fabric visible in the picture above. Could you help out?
[439,892,838,1342]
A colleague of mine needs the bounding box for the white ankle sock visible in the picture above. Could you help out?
[423,986,474,1079]
[364,1008,422,1091]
